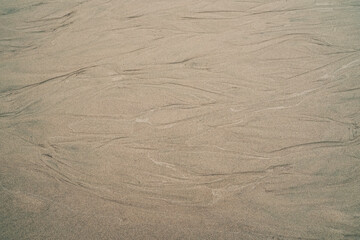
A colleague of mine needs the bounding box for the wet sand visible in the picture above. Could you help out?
[1,0,360,239]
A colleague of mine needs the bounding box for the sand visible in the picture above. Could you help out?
[1,0,359,239]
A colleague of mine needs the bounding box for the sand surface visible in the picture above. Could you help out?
[1,0,360,239]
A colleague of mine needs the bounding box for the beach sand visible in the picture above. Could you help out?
[1,0,359,239]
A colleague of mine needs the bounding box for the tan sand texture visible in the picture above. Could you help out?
[1,0,360,239]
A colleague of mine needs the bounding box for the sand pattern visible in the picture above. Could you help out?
[1,0,360,239]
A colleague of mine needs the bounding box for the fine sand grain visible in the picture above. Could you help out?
[1,0,360,239]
